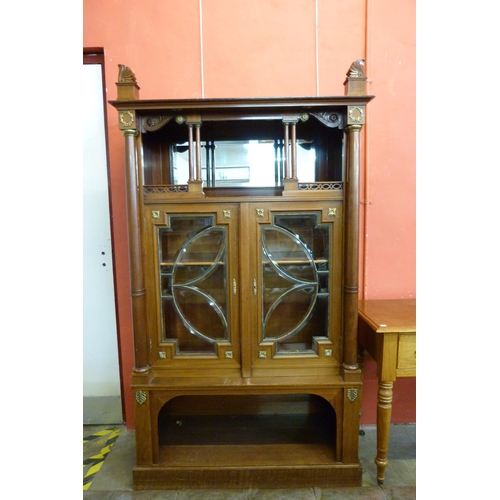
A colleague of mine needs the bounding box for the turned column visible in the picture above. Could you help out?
[115,65,150,372]
[343,123,362,371]
[342,59,368,374]
[282,113,307,191]
[178,114,204,195]
[123,128,150,372]
[283,121,291,179]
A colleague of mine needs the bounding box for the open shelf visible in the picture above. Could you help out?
[156,394,337,466]
[133,394,362,489]
[159,443,336,467]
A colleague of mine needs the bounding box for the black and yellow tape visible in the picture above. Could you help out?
[83,428,120,490]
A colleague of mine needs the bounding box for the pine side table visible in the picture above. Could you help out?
[358,299,416,484]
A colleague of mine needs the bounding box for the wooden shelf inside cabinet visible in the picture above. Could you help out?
[110,59,373,490]
[158,444,337,468]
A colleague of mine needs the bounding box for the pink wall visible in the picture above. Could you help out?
[362,0,416,299]
[84,0,416,428]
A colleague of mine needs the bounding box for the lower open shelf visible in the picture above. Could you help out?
[133,393,362,489]
[160,442,336,467]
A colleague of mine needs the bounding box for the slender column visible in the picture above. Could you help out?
[343,124,362,371]
[123,129,150,372]
[184,116,204,194]
[280,141,284,181]
[187,124,195,181]
[283,123,291,178]
[282,118,299,191]
[290,122,297,179]
[195,124,202,180]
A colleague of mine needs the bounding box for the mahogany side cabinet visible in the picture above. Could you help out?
[110,60,374,490]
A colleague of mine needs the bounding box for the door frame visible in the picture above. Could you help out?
[83,48,125,422]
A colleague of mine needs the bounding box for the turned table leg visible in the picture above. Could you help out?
[375,380,393,484]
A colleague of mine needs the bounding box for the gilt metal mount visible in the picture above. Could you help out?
[135,390,147,405]
[347,388,358,403]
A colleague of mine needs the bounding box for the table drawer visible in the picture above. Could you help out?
[397,335,416,370]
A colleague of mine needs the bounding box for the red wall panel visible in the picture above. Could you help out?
[84,0,416,428]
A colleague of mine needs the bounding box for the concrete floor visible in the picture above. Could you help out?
[83,424,415,499]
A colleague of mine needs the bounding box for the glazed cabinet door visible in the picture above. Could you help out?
[146,203,241,377]
[245,201,343,378]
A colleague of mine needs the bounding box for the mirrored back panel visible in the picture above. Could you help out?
[142,117,345,188]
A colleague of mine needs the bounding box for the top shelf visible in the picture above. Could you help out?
[110,61,374,199]
[109,95,375,113]
[110,59,373,110]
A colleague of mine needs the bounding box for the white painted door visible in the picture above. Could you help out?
[83,62,123,424]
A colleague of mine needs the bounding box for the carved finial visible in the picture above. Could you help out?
[347,59,365,78]
[118,64,137,83]
[116,64,140,101]
[344,59,367,96]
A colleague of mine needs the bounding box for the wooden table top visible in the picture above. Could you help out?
[358,299,416,335]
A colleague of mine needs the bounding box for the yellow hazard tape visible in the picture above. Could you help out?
[83,428,120,490]
[83,428,116,444]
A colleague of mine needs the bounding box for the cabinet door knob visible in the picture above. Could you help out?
[253,279,257,296]
[233,279,237,295]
